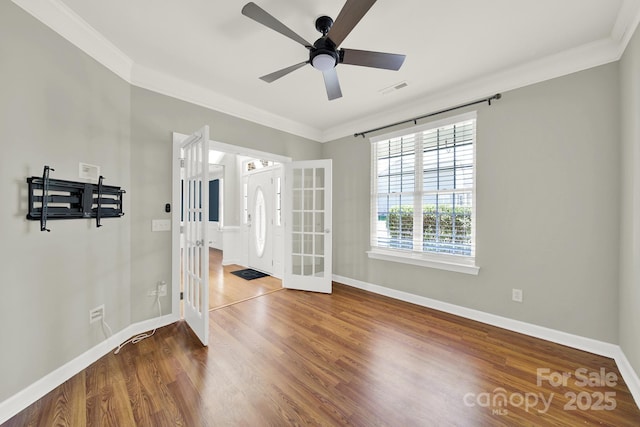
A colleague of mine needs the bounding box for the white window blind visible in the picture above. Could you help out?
[371,112,476,264]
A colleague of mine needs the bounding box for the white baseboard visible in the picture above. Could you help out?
[612,348,640,406]
[333,274,640,409]
[0,313,179,425]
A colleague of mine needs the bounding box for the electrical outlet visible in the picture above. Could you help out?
[89,305,105,323]
[148,281,167,297]
[512,289,523,303]
[158,283,167,296]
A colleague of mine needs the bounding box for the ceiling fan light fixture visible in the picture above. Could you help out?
[312,53,336,72]
[242,1,406,100]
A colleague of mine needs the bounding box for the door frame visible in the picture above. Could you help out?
[171,134,291,317]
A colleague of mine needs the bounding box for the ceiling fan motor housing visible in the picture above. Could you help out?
[310,36,339,70]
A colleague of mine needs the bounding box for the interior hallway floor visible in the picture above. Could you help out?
[208,248,282,310]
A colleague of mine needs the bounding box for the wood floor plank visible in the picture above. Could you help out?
[3,281,640,426]
[215,307,338,425]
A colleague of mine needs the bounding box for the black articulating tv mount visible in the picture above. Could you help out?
[26,165,125,232]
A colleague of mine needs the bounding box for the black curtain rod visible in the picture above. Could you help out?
[354,93,502,138]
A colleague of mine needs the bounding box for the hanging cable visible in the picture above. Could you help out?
[114,289,162,354]
[100,282,164,354]
[354,93,502,138]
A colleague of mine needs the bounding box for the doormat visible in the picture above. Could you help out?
[230,268,269,281]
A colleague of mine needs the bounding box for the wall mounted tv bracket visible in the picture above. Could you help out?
[27,165,125,232]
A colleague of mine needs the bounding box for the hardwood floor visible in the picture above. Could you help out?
[4,283,640,426]
[208,249,281,310]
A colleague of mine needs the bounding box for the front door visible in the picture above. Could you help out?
[284,159,332,293]
[248,169,273,274]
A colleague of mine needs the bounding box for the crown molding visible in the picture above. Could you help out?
[324,0,639,142]
[613,0,640,46]
[11,0,134,81]
[131,64,323,142]
[12,0,640,144]
[322,36,623,142]
[10,0,323,142]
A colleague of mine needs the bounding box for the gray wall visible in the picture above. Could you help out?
[619,24,640,377]
[0,3,131,402]
[323,63,621,343]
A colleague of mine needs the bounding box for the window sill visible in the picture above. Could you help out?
[367,248,480,275]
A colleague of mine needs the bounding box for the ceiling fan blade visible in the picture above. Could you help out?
[242,2,312,48]
[260,61,308,83]
[326,0,377,47]
[322,68,343,100]
[341,48,406,70]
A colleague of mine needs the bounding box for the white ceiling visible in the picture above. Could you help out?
[13,0,640,141]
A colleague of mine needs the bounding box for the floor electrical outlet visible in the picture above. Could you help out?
[89,305,105,323]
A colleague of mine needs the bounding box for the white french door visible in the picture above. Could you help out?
[180,126,209,346]
[284,159,332,293]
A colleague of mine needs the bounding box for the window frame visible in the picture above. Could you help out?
[368,111,479,275]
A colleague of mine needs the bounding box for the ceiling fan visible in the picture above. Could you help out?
[241,0,406,101]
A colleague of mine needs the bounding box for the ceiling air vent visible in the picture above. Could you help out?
[379,81,408,95]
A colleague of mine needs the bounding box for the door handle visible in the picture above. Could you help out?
[325,229,331,234]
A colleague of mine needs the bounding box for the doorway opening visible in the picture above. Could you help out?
[172,130,334,342]
[203,156,286,310]
[177,138,292,312]
[208,154,286,309]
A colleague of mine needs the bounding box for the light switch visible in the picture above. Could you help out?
[152,219,171,232]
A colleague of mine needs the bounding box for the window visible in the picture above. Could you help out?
[242,181,248,224]
[244,159,276,172]
[369,112,478,274]
[275,176,282,226]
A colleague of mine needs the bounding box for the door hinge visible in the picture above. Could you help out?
[180,158,185,168]
[180,291,184,300]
